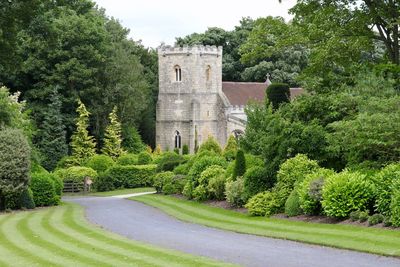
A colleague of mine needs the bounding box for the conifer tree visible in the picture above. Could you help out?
[223,134,238,161]
[233,149,246,180]
[38,88,67,170]
[70,99,96,165]
[102,106,124,159]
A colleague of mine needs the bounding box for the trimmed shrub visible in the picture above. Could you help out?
[50,173,63,196]
[208,175,227,201]
[60,166,98,183]
[358,211,369,222]
[187,155,227,185]
[198,135,222,155]
[20,188,35,209]
[137,151,153,165]
[223,135,238,161]
[285,190,302,217]
[243,166,274,200]
[156,152,186,172]
[245,191,280,216]
[297,168,334,215]
[182,180,194,199]
[274,154,320,212]
[117,153,139,166]
[182,144,189,155]
[56,155,74,169]
[163,175,187,195]
[390,179,400,227]
[153,171,174,193]
[232,150,246,179]
[85,155,114,173]
[225,177,246,207]
[30,173,58,206]
[266,82,290,110]
[99,164,156,190]
[0,129,31,210]
[31,163,48,174]
[193,185,208,201]
[322,171,376,218]
[173,163,190,175]
[368,214,384,226]
[198,165,226,200]
[96,173,115,192]
[349,211,361,222]
[374,163,400,217]
[245,154,264,169]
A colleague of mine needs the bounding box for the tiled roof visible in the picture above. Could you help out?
[222,82,303,106]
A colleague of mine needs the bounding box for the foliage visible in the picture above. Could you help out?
[102,106,125,159]
[36,88,68,171]
[96,173,115,192]
[30,172,58,207]
[187,155,227,187]
[173,148,179,154]
[153,171,174,193]
[358,211,369,223]
[208,175,227,201]
[173,163,190,175]
[245,191,281,216]
[284,190,302,217]
[223,135,238,161]
[182,144,189,155]
[390,179,400,227]
[243,166,274,200]
[297,168,334,215]
[322,171,376,218]
[122,126,146,154]
[374,164,400,217]
[232,149,246,179]
[0,128,31,210]
[198,135,222,155]
[137,151,153,165]
[70,99,96,165]
[368,214,384,226]
[266,83,290,110]
[198,165,226,201]
[349,211,361,222]
[19,188,35,209]
[156,152,185,172]
[117,153,138,166]
[57,166,98,183]
[193,185,209,201]
[182,180,194,200]
[85,155,115,174]
[225,177,246,207]
[98,165,156,191]
[50,173,64,197]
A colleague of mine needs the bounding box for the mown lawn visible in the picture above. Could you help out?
[88,187,156,197]
[133,194,400,257]
[0,202,233,267]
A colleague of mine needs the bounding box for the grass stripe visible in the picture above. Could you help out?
[134,194,400,257]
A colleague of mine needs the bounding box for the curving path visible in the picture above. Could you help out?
[66,196,400,267]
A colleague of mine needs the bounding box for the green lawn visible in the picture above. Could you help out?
[63,187,156,197]
[0,203,233,267]
[133,194,400,257]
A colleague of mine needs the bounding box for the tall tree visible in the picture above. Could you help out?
[102,106,124,159]
[37,87,68,170]
[70,99,96,165]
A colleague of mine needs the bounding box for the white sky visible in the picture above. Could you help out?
[93,0,297,48]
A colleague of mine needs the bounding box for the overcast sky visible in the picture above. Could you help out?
[93,0,297,48]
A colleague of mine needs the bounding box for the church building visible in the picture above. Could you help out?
[156,45,302,153]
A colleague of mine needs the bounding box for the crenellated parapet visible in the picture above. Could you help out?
[158,45,223,57]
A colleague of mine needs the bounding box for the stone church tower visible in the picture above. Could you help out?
[156,45,229,153]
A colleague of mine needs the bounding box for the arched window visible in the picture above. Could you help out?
[174,65,182,82]
[206,65,211,81]
[174,130,181,148]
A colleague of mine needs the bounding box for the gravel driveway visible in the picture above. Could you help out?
[66,196,400,267]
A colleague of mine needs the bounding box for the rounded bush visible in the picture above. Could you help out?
[117,153,138,166]
[322,171,376,218]
[198,165,226,200]
[173,163,190,175]
[153,171,175,193]
[96,173,115,192]
[368,214,384,226]
[85,155,114,173]
[208,175,226,201]
[61,166,98,183]
[297,168,334,215]
[349,211,361,222]
[20,188,35,209]
[188,155,227,185]
[182,180,194,199]
[49,173,63,196]
[374,163,400,217]
[0,129,31,209]
[266,82,290,109]
[30,173,58,207]
[284,190,302,217]
[182,144,189,155]
[193,184,208,201]
[156,152,185,172]
[198,136,222,155]
[225,177,246,207]
[358,211,369,222]
[245,191,280,216]
[223,135,238,161]
[137,151,153,165]
[244,166,274,200]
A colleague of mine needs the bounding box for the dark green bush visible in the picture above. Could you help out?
[0,129,31,210]
[117,153,138,166]
[225,177,246,207]
[368,214,384,226]
[85,155,114,173]
[322,171,375,218]
[243,166,274,200]
[383,216,392,227]
[358,211,369,222]
[285,190,302,217]
[374,163,400,217]
[349,211,361,222]
[266,82,290,110]
[96,173,115,192]
[100,164,156,190]
[156,152,186,172]
[173,148,180,154]
[137,151,153,165]
[49,173,63,196]
[198,135,222,155]
[20,188,35,209]
[245,191,280,216]
[30,173,58,207]
[297,168,335,215]
[232,150,246,179]
[182,144,189,155]
[56,156,74,169]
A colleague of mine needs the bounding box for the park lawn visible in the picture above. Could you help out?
[0,203,233,267]
[133,194,400,257]
[88,187,156,197]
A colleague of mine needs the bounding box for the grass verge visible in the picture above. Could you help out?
[0,202,233,267]
[133,194,400,257]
